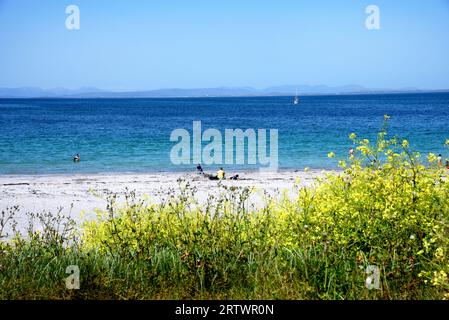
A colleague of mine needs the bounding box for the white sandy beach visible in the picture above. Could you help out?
[0,170,328,233]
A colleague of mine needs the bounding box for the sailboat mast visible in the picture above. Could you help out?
[293,88,299,104]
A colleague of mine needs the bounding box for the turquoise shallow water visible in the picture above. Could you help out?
[0,93,448,174]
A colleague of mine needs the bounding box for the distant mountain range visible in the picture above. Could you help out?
[0,85,447,98]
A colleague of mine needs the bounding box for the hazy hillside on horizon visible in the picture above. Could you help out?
[0,85,446,98]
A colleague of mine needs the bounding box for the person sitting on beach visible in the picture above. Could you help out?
[73,153,80,162]
[229,174,239,180]
[217,167,225,180]
[446,160,449,170]
[196,163,204,174]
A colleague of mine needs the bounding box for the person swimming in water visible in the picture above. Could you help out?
[73,153,80,162]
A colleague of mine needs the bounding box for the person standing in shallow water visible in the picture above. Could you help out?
[437,154,442,167]
[349,148,354,157]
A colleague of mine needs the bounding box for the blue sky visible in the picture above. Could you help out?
[1,0,449,90]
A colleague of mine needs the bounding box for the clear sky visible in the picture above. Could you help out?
[1,0,449,91]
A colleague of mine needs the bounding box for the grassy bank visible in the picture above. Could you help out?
[1,117,448,299]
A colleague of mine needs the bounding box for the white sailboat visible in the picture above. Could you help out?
[293,89,299,105]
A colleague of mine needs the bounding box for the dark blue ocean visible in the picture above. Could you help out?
[0,93,448,174]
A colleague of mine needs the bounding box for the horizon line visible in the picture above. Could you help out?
[1,84,449,99]
[1,90,449,100]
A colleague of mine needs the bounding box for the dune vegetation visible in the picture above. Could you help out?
[0,116,448,299]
